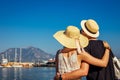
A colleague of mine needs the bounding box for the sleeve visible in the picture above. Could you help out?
[84,44,91,54]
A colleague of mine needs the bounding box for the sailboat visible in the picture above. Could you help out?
[12,48,23,67]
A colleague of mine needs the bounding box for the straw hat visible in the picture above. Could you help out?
[80,19,99,38]
[53,26,88,48]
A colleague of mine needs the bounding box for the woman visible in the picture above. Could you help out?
[53,25,110,80]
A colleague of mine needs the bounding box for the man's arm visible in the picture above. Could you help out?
[79,48,109,67]
[76,39,110,67]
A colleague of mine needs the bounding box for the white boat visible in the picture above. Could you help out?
[1,59,8,64]
[1,53,8,65]
[12,64,22,67]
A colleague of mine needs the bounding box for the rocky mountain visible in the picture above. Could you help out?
[0,47,55,62]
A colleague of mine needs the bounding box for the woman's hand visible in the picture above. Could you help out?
[54,73,60,80]
[103,41,110,50]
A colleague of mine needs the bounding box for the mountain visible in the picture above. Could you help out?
[0,47,55,62]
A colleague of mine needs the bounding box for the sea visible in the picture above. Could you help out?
[0,67,86,80]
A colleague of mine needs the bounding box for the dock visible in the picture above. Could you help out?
[33,59,56,67]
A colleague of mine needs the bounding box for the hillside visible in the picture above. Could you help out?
[0,47,54,62]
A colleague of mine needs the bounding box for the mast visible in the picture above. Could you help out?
[14,48,17,62]
[9,55,10,62]
[19,48,22,63]
[2,54,4,59]
[5,51,7,59]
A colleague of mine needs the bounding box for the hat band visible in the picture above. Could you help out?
[85,23,97,34]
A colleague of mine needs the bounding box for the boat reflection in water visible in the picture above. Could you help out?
[0,67,55,80]
[1,67,22,80]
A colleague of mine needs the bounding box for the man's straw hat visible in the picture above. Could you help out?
[53,26,88,48]
[80,19,99,38]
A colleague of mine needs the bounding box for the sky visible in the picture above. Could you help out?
[0,0,120,56]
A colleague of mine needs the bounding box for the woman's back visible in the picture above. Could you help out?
[58,50,81,74]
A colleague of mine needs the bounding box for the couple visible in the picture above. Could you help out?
[53,19,115,80]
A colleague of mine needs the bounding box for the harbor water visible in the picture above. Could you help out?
[0,67,86,80]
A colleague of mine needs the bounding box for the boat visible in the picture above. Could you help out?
[0,48,33,68]
[1,58,8,64]
[12,64,22,67]
[2,64,12,68]
[11,48,33,68]
[11,48,23,67]
[1,54,11,68]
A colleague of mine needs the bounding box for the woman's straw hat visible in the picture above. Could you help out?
[80,19,99,38]
[53,26,88,48]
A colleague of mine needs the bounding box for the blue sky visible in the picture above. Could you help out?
[0,0,120,56]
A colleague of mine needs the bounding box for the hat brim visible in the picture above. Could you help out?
[53,31,88,48]
[81,20,99,38]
